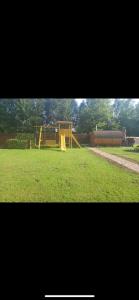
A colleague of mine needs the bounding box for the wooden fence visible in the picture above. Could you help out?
[1,132,133,147]
[90,136,123,146]
[0,133,90,147]
[0,133,16,147]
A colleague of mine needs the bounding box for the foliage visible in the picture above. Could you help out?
[0,99,18,132]
[43,99,78,124]
[77,99,139,135]
[16,133,34,140]
[6,139,28,149]
[125,137,135,147]
[6,132,35,149]
[15,99,44,132]
[113,99,137,135]
[134,145,139,152]
[0,98,139,135]
[0,99,78,132]
[77,99,118,133]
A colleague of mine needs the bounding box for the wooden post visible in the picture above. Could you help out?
[38,126,42,149]
[70,124,72,148]
[28,139,32,149]
[69,124,70,148]
[59,123,60,147]
[34,129,37,147]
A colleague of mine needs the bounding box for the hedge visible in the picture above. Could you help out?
[134,145,139,152]
[6,139,28,149]
[16,133,34,140]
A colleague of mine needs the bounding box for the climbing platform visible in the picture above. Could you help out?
[35,121,81,149]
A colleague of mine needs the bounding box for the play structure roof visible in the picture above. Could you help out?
[56,121,73,124]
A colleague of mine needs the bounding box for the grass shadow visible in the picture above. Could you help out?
[39,147,61,152]
[1,148,30,150]
[1,146,84,151]
[124,149,139,153]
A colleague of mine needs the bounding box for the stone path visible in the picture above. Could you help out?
[88,147,139,174]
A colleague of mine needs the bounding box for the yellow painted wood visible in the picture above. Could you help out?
[72,134,81,148]
[38,126,42,149]
[59,129,72,137]
[60,134,66,151]
[46,140,57,146]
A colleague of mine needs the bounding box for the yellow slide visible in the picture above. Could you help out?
[60,134,66,151]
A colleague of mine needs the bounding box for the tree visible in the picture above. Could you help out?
[113,99,136,135]
[1,98,138,136]
[43,99,58,124]
[76,100,90,133]
[43,99,78,125]
[0,99,45,133]
[133,101,139,136]
[0,99,79,132]
[54,99,78,123]
[77,99,115,133]
[0,99,17,132]
[15,99,44,132]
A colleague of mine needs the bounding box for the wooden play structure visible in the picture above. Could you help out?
[35,121,81,150]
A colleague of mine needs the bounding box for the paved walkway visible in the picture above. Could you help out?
[88,147,139,174]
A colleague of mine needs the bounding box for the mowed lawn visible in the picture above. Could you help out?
[0,148,139,202]
[100,147,139,164]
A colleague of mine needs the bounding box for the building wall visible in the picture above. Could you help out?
[90,137,123,146]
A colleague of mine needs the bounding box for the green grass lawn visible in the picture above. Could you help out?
[0,148,139,202]
[99,146,139,163]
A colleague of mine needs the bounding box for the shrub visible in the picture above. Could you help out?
[134,145,139,152]
[16,133,34,140]
[6,139,28,149]
[125,138,135,147]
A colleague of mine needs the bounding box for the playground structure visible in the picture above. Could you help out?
[35,121,81,150]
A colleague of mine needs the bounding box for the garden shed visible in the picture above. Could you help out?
[90,130,126,146]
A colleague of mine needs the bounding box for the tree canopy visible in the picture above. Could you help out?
[0,98,139,136]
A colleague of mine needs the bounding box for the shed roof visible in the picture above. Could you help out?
[93,130,125,138]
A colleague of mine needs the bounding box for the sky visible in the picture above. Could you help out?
[75,99,86,105]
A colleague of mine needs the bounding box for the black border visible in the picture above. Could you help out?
[0,203,138,299]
